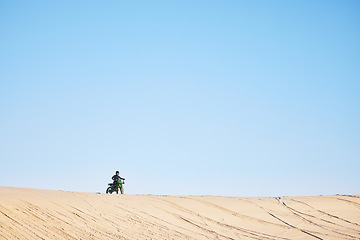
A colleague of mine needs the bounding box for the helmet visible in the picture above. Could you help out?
[116,171,119,174]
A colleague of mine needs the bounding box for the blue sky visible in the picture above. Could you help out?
[1,0,359,196]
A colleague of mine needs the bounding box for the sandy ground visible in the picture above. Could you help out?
[0,187,359,240]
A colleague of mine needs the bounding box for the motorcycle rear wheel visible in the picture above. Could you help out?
[106,187,112,194]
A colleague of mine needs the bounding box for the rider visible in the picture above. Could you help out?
[112,171,125,189]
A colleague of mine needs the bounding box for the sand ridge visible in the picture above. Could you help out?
[0,187,359,239]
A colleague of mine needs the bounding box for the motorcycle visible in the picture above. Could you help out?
[106,179,125,194]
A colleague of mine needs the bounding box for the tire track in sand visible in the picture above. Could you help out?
[275,198,358,240]
[289,198,360,228]
[241,198,327,240]
[148,196,292,240]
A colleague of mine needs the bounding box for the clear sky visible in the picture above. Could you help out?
[1,0,359,196]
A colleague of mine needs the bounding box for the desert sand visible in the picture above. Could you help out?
[0,187,359,240]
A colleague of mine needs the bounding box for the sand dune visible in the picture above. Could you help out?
[0,187,359,239]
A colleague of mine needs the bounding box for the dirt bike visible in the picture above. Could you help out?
[106,179,125,194]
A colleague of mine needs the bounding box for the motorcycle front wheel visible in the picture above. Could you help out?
[120,185,124,194]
